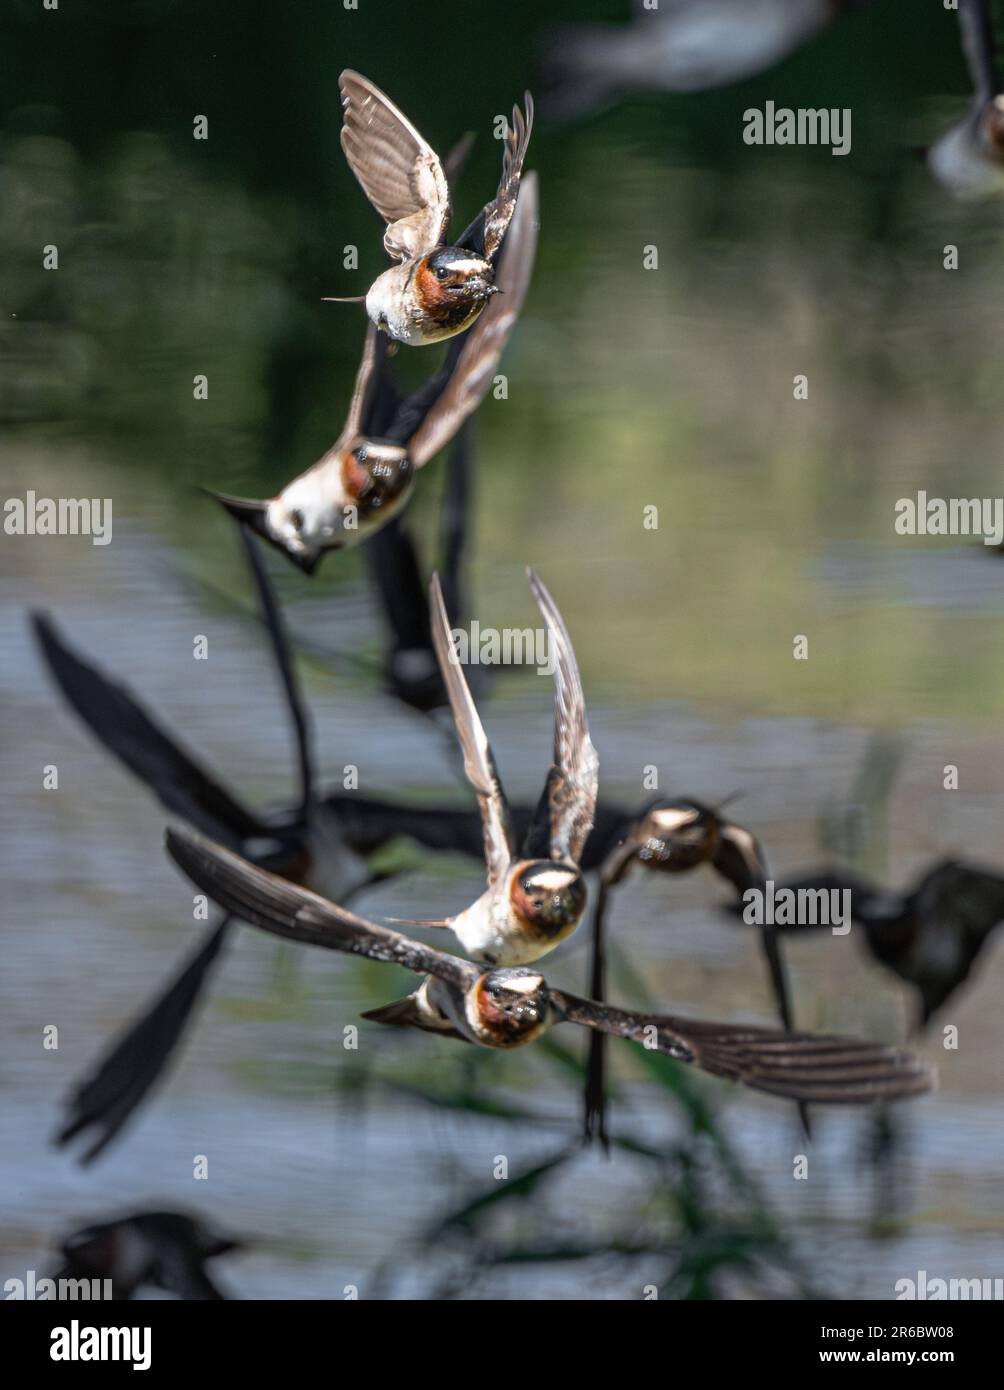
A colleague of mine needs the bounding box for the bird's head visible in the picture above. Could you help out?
[261,445,414,573]
[510,859,587,940]
[470,967,550,1047]
[340,439,415,517]
[632,800,720,873]
[417,247,499,312]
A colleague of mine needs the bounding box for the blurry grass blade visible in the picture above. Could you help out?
[428,1151,574,1236]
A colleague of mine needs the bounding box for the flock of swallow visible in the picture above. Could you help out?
[32,7,1004,1295]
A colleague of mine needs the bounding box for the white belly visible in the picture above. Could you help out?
[365,264,424,345]
[451,893,554,967]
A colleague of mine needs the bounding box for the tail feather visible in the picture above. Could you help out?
[360,996,421,1027]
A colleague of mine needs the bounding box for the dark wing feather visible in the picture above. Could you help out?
[438,423,473,626]
[746,869,890,931]
[429,572,514,886]
[323,795,487,860]
[914,860,1004,945]
[57,918,232,1163]
[959,0,1000,102]
[582,877,613,1146]
[339,320,386,443]
[550,992,935,1104]
[339,70,451,261]
[236,529,314,815]
[713,819,796,1041]
[166,826,478,990]
[579,803,637,872]
[911,859,1004,1021]
[523,568,598,865]
[712,821,768,894]
[455,94,534,263]
[32,613,264,847]
[406,171,539,469]
[364,518,437,696]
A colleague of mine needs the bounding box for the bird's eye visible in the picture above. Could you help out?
[434,266,450,281]
[290,509,305,533]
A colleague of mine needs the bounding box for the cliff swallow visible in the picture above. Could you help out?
[332,70,533,346]
[54,1210,241,1301]
[212,169,538,575]
[33,530,510,1160]
[744,859,1004,1027]
[543,0,864,117]
[928,0,1004,199]
[403,568,598,967]
[164,825,934,1106]
[583,797,798,1144]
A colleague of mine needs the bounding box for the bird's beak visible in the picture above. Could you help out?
[485,284,503,296]
[203,489,270,540]
[287,548,322,577]
[203,490,322,577]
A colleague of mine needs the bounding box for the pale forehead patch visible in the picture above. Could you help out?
[362,441,408,461]
[650,808,700,834]
[436,256,486,276]
[506,973,545,994]
[525,867,577,891]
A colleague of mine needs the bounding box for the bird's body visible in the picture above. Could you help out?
[449,859,589,966]
[584,794,798,1144]
[736,859,1004,1026]
[55,1211,241,1301]
[411,569,598,967]
[364,253,493,346]
[336,71,533,347]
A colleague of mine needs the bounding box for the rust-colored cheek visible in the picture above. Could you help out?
[340,451,413,514]
[984,104,1004,155]
[415,261,450,311]
[638,819,719,872]
[341,450,370,503]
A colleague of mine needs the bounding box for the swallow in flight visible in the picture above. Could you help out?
[164,825,934,1107]
[54,1210,242,1301]
[331,70,533,346]
[398,568,598,967]
[211,170,538,574]
[740,858,1004,1028]
[583,796,798,1145]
